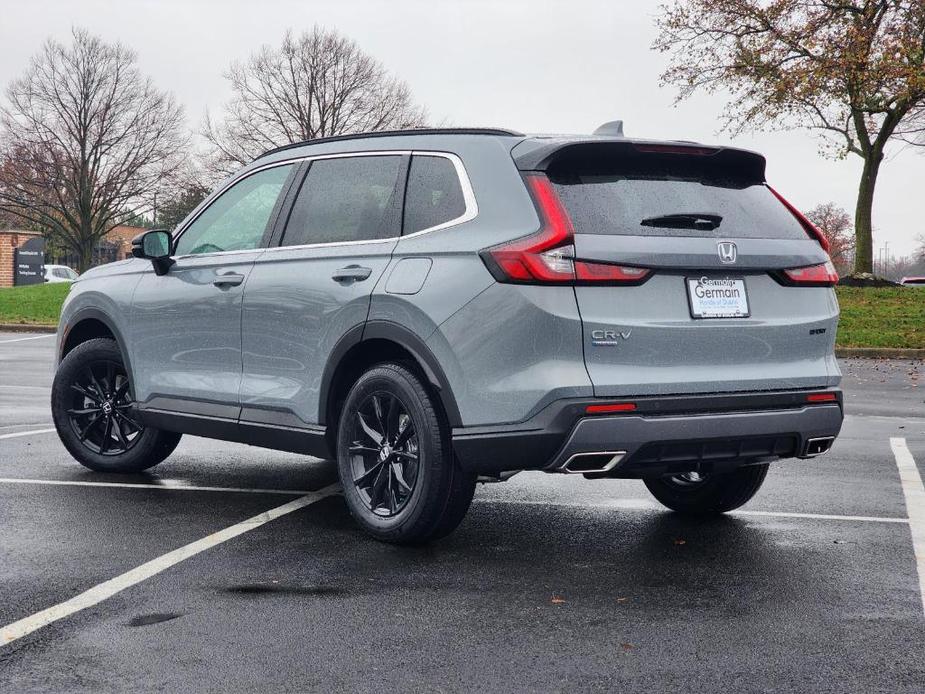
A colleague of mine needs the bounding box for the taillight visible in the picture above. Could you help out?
[781,261,839,286]
[767,185,831,253]
[480,174,651,285]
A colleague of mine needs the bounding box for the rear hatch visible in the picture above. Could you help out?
[510,139,840,397]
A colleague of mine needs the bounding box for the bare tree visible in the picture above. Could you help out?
[805,202,856,276]
[654,1,925,275]
[0,29,187,271]
[915,234,925,264]
[203,26,428,175]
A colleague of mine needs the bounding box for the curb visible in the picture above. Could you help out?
[0,323,56,334]
[836,347,925,359]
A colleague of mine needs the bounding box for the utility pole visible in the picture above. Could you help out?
[153,191,158,227]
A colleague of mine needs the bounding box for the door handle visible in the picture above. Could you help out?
[331,265,372,282]
[213,272,245,287]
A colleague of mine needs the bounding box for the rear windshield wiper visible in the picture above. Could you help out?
[640,213,723,231]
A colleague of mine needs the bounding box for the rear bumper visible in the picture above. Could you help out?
[452,389,843,478]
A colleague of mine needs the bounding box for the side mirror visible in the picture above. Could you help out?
[131,229,174,276]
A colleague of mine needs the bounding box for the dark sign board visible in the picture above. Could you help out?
[14,236,45,286]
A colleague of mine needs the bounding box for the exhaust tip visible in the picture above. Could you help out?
[801,436,835,458]
[560,451,626,474]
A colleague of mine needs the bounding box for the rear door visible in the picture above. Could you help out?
[545,143,839,397]
[240,153,407,428]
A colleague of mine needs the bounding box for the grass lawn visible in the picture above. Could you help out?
[0,282,70,326]
[0,282,921,349]
[835,286,924,349]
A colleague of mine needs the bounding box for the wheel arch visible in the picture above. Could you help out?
[320,321,462,440]
[60,309,134,381]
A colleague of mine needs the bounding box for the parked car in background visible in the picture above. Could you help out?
[44,264,79,283]
[51,125,843,544]
[899,276,925,287]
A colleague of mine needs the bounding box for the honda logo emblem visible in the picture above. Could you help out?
[717,241,737,264]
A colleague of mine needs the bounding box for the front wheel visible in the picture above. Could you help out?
[51,338,182,473]
[643,464,770,515]
[336,362,476,544]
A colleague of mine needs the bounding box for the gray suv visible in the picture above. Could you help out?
[51,126,844,543]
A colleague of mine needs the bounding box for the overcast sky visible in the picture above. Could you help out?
[2,0,922,255]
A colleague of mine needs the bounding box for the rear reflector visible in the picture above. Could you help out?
[782,261,839,286]
[585,402,637,414]
[806,393,837,403]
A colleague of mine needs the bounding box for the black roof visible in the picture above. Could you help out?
[257,127,524,160]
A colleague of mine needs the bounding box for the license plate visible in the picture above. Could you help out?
[686,276,749,318]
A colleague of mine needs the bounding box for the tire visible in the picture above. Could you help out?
[51,338,182,473]
[643,464,770,515]
[336,362,476,544]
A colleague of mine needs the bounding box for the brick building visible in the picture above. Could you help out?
[0,229,43,288]
[0,225,146,288]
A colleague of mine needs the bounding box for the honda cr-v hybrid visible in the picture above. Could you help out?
[52,125,843,543]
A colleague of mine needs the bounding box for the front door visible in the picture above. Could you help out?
[241,154,407,429]
[130,163,296,420]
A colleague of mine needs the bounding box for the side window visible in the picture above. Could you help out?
[281,156,402,247]
[174,164,294,256]
[404,155,467,234]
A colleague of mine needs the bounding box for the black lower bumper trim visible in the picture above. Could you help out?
[452,389,843,476]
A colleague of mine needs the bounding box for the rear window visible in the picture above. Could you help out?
[404,155,466,234]
[548,159,808,240]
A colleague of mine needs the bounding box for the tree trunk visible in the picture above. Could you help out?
[853,151,882,275]
[76,238,94,273]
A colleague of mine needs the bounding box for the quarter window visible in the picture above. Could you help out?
[174,164,294,256]
[403,155,467,234]
[281,156,402,246]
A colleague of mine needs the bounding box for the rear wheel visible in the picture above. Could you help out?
[336,362,476,544]
[51,338,181,473]
[643,464,769,515]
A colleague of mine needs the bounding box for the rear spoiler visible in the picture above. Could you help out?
[511,138,767,183]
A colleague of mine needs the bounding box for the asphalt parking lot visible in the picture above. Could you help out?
[1,331,923,693]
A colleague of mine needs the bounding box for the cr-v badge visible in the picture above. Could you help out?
[591,329,632,346]
[717,241,738,264]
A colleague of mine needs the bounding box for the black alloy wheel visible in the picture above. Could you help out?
[66,359,143,455]
[336,362,476,544]
[348,391,420,517]
[643,463,770,515]
[52,338,182,473]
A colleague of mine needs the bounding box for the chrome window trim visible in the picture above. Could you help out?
[171,149,477,260]
[401,152,478,237]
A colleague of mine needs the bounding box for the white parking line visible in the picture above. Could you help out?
[890,437,925,616]
[476,498,910,524]
[0,428,56,440]
[0,483,340,647]
[0,334,54,344]
[0,477,314,496]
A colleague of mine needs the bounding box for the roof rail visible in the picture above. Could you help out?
[256,127,525,160]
